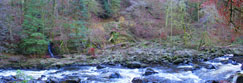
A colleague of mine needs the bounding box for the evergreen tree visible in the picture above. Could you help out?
[19,0,48,55]
[100,0,121,18]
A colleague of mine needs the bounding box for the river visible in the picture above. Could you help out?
[0,55,242,83]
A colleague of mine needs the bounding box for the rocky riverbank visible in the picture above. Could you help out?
[0,42,243,83]
[0,42,242,70]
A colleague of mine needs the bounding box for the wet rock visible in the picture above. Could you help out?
[37,75,46,80]
[72,73,79,76]
[144,68,158,76]
[222,59,238,65]
[132,77,144,83]
[126,62,142,68]
[96,65,106,69]
[173,58,184,64]
[229,60,238,65]
[60,79,80,83]
[142,76,182,83]
[232,73,243,83]
[205,80,219,83]
[109,72,121,78]
[206,64,216,69]
[61,66,81,71]
[63,75,80,81]
[221,60,229,64]
[174,49,199,57]
[193,64,201,70]
[1,76,16,82]
[231,48,243,56]
[231,56,243,63]
[27,80,44,83]
[107,62,116,66]
[46,77,59,83]
[87,77,108,82]
[226,75,235,82]
[236,75,243,83]
[41,75,46,78]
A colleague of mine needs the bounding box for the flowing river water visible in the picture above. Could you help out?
[0,55,242,83]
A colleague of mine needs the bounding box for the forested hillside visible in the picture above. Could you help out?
[0,0,242,55]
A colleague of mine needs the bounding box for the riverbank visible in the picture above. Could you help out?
[0,42,243,83]
[0,42,242,70]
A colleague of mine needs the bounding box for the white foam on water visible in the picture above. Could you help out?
[204,61,223,67]
[0,69,59,79]
[214,57,229,61]
[224,54,234,57]
[0,70,17,76]
[110,68,143,83]
[195,63,242,81]
[177,65,194,69]
[154,71,201,83]
[0,59,242,83]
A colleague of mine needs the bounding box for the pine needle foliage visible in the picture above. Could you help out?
[19,0,48,55]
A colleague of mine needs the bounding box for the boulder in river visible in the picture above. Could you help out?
[231,56,243,63]
[1,76,16,82]
[206,64,216,69]
[230,60,238,65]
[141,76,183,83]
[62,75,80,83]
[173,58,184,64]
[221,59,238,65]
[132,77,144,83]
[87,76,108,82]
[205,80,219,83]
[126,62,142,68]
[109,72,121,78]
[27,80,46,83]
[232,73,243,83]
[37,75,46,80]
[46,77,60,83]
[144,68,158,76]
[96,65,106,69]
[236,75,243,83]
[60,79,80,83]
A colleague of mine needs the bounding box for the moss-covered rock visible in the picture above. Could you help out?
[173,58,184,64]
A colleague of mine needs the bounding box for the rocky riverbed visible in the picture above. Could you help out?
[0,43,242,83]
[0,56,242,83]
